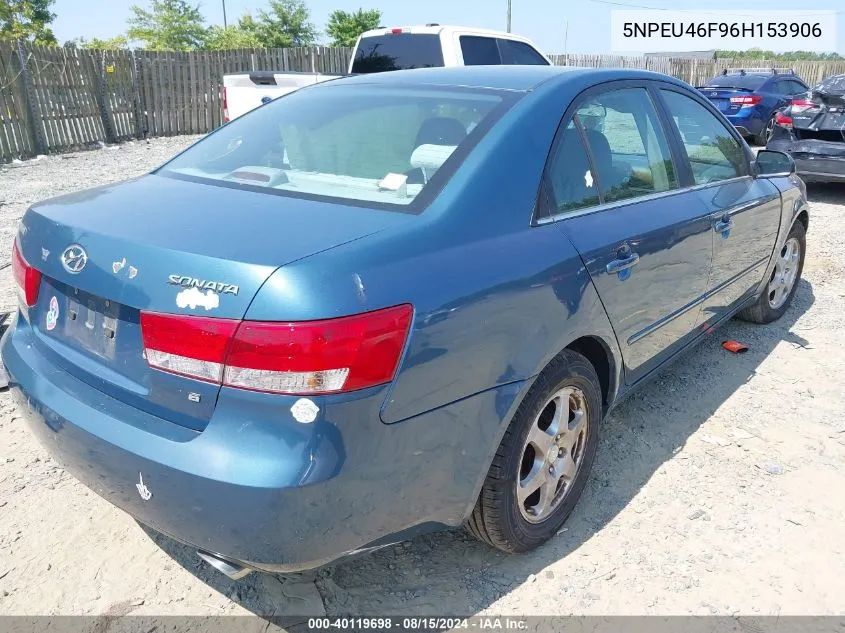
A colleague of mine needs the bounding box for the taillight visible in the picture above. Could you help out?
[222,86,229,123]
[11,240,41,308]
[730,95,763,106]
[140,304,413,395]
[775,112,793,129]
[791,98,819,113]
[140,312,239,382]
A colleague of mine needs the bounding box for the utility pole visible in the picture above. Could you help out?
[222,0,228,28]
[506,0,512,32]
[564,20,569,66]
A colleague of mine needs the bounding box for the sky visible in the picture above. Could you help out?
[51,0,845,54]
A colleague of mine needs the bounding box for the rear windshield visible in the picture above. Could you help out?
[159,85,510,210]
[352,34,445,73]
[704,75,767,90]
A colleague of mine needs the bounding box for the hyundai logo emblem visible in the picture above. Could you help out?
[61,244,88,274]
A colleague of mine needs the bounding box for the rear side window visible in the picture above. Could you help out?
[575,88,677,203]
[352,34,445,73]
[460,36,501,65]
[546,122,601,214]
[159,85,511,210]
[704,75,767,90]
[498,39,549,65]
[660,90,748,185]
[775,79,806,95]
[784,79,808,95]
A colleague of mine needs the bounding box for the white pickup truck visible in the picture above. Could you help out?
[222,24,551,122]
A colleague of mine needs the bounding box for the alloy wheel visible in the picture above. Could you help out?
[768,237,801,309]
[517,386,590,523]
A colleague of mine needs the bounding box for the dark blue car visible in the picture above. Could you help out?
[698,69,808,145]
[2,66,809,578]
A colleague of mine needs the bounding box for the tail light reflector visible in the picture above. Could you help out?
[775,112,793,129]
[730,95,763,106]
[222,86,230,123]
[12,240,41,308]
[140,304,413,395]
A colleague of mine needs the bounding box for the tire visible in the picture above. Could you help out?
[466,349,602,553]
[755,114,777,146]
[738,221,806,324]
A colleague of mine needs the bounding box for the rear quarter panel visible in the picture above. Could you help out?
[755,174,807,291]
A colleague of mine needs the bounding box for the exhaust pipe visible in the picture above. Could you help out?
[197,550,252,580]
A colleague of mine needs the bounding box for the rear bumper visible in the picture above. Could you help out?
[724,112,763,137]
[1,314,524,572]
[768,137,845,183]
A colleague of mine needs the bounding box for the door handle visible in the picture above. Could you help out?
[606,252,640,275]
[713,217,733,234]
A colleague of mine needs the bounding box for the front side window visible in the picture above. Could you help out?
[575,88,678,203]
[160,85,510,209]
[660,89,748,185]
[460,36,501,65]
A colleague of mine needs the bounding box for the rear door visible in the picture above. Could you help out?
[541,82,714,385]
[658,88,782,324]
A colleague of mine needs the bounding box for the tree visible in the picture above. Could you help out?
[127,0,207,51]
[0,0,57,45]
[715,49,844,61]
[206,13,263,49]
[326,8,381,47]
[68,35,130,50]
[256,0,317,48]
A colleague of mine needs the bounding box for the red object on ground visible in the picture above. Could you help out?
[722,340,749,354]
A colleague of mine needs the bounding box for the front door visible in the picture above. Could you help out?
[658,89,783,324]
[540,84,714,385]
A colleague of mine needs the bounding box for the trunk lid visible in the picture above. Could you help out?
[791,85,845,139]
[697,87,755,114]
[19,174,409,431]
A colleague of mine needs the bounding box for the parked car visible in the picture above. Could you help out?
[697,68,808,145]
[2,66,809,579]
[767,73,845,183]
[222,24,551,122]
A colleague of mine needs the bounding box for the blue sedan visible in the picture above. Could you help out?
[1,66,808,578]
[697,69,809,145]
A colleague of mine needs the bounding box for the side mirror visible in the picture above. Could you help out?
[754,149,796,178]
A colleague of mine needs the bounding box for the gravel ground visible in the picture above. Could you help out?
[0,138,844,624]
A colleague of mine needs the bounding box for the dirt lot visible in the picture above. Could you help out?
[0,139,844,623]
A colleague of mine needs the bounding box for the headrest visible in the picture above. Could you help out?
[410,144,457,172]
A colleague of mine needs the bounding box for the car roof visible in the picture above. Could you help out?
[330,65,684,93]
[359,24,536,42]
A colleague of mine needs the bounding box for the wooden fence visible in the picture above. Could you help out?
[551,54,845,87]
[3,42,845,162]
[0,42,352,161]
